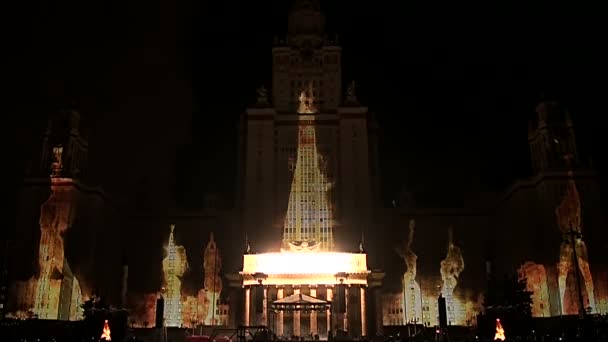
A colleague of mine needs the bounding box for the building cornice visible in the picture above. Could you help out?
[383,169,598,217]
[489,169,597,211]
[338,106,368,117]
[246,107,276,118]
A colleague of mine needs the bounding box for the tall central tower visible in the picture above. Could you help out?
[238,0,379,255]
[272,0,341,113]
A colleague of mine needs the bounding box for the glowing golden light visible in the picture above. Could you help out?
[243,252,367,276]
[494,318,505,341]
[100,319,111,341]
[297,82,317,114]
[162,224,188,327]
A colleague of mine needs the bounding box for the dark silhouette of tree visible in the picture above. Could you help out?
[479,274,533,338]
[483,274,532,318]
[80,295,128,342]
[81,295,110,320]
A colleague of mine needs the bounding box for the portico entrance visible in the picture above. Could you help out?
[270,293,331,339]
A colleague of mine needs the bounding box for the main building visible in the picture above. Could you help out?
[232,0,384,338]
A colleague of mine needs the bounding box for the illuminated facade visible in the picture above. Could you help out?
[513,97,607,317]
[8,106,88,320]
[238,0,378,254]
[517,262,550,317]
[439,226,466,326]
[202,232,223,325]
[239,250,379,338]
[396,220,422,324]
[554,166,595,315]
[282,114,335,251]
[152,227,229,329]
[233,2,385,338]
[162,224,188,327]
[8,1,607,335]
[381,293,404,326]
[380,97,607,327]
[392,220,476,328]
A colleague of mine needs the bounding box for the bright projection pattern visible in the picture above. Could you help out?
[387,223,479,327]
[131,232,227,328]
[555,168,596,315]
[397,219,422,323]
[518,262,550,317]
[9,175,84,321]
[242,252,367,276]
[515,163,608,318]
[440,226,465,325]
[282,86,334,251]
[162,224,188,327]
[202,232,223,325]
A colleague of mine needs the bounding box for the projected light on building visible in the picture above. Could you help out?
[202,232,223,325]
[397,219,422,323]
[440,226,466,325]
[162,224,188,327]
[282,84,334,251]
[385,223,481,328]
[130,231,228,328]
[8,176,85,321]
[518,262,550,317]
[555,169,596,315]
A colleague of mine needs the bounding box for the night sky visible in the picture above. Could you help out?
[7,1,608,230]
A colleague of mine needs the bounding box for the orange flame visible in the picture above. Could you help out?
[100,319,111,341]
[494,318,505,341]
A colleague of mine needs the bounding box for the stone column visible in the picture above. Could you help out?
[310,287,317,336]
[360,286,367,337]
[263,287,268,326]
[245,286,251,326]
[294,287,301,337]
[326,287,333,336]
[277,287,284,336]
[368,270,386,336]
[225,273,243,328]
[344,286,348,332]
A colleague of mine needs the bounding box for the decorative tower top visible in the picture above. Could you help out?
[271,0,342,112]
[256,86,269,106]
[345,81,359,105]
[244,233,251,254]
[288,0,325,46]
[40,103,88,179]
[297,82,317,113]
[528,95,579,174]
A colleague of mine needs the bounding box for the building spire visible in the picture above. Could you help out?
[359,231,365,253]
[244,233,251,254]
[288,0,325,44]
[40,103,88,179]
